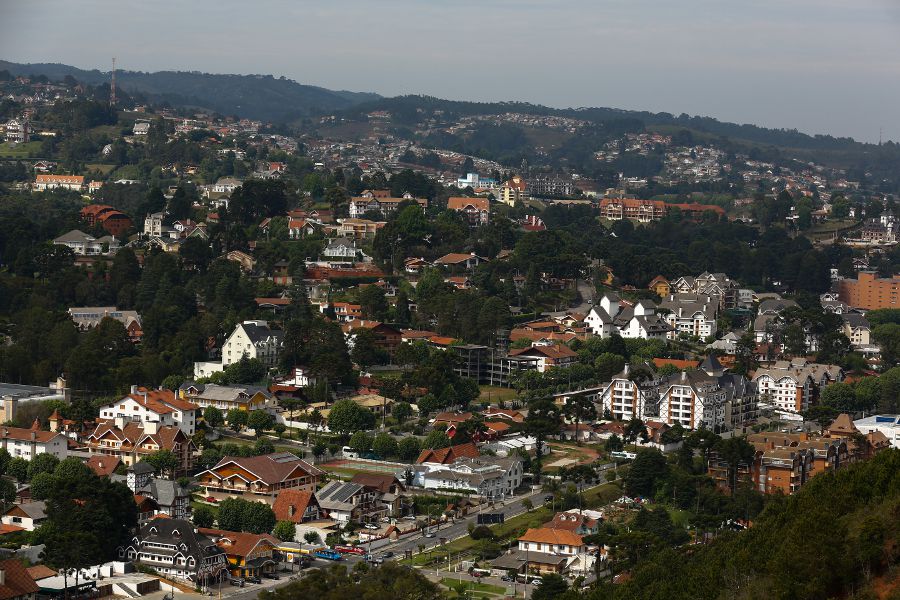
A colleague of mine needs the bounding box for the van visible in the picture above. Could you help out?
[342,446,360,459]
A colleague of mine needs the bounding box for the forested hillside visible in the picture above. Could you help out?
[581,449,900,600]
[0,60,380,121]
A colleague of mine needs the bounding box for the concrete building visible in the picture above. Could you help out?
[837,271,900,309]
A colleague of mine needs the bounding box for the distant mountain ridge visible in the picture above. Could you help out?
[1,60,884,154]
[0,60,380,121]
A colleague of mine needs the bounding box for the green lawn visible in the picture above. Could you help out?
[0,141,42,157]
[441,578,506,597]
[478,385,518,403]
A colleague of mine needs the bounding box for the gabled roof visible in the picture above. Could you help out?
[0,559,39,600]
[448,197,489,211]
[272,490,318,524]
[350,472,404,494]
[509,344,577,360]
[416,442,480,465]
[518,527,584,547]
[202,453,322,486]
[198,528,278,558]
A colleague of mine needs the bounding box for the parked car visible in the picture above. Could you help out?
[229,578,244,587]
[263,573,279,580]
[246,576,262,584]
[205,496,218,503]
[364,523,379,530]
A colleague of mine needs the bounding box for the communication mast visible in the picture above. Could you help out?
[110,57,117,106]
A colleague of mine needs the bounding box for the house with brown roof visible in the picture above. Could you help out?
[85,419,195,475]
[350,472,411,517]
[548,510,600,536]
[0,426,68,461]
[518,528,586,558]
[272,489,320,524]
[198,528,280,579]
[434,252,487,270]
[483,407,525,423]
[447,197,490,226]
[97,386,199,436]
[509,344,578,373]
[196,453,322,501]
[0,558,40,600]
[647,275,670,297]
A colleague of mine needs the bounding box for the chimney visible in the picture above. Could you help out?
[288,505,295,517]
[681,370,688,382]
[114,416,125,430]
[144,421,159,435]
[0,569,5,585]
[130,385,138,394]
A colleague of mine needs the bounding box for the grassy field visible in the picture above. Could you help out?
[86,163,118,175]
[478,385,518,403]
[441,578,507,598]
[0,141,41,157]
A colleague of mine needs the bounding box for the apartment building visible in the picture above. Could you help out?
[499,176,528,206]
[837,271,900,309]
[97,387,199,436]
[34,174,84,191]
[598,198,666,222]
[348,191,427,219]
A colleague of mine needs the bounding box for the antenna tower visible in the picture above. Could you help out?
[110,57,117,106]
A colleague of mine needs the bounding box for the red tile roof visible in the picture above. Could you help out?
[272,490,317,524]
[416,442,480,465]
[0,559,39,599]
[86,455,121,477]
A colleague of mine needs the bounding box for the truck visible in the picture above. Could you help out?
[335,545,366,556]
[314,549,343,561]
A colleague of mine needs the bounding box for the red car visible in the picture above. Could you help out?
[205,496,218,503]
[335,545,366,555]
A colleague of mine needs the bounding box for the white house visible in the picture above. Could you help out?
[222,320,283,369]
[418,456,522,499]
[0,426,69,460]
[97,386,199,436]
[586,294,671,339]
[517,528,585,557]
[34,174,84,191]
[213,177,242,194]
[1,501,46,531]
[53,230,119,256]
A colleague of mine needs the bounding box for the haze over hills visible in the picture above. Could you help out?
[0,60,381,122]
[1,60,893,158]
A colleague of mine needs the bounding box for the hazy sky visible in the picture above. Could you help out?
[2,0,900,142]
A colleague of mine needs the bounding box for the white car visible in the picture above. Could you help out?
[364,523,379,530]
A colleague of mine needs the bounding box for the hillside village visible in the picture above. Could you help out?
[0,69,899,599]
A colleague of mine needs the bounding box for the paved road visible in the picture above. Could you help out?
[381,487,547,557]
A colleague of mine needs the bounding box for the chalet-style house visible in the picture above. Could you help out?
[85,419,195,475]
[447,197,490,226]
[198,529,279,579]
[196,453,322,500]
[120,518,229,584]
[178,383,275,413]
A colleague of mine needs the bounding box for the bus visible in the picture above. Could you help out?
[314,549,343,561]
[335,545,366,555]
